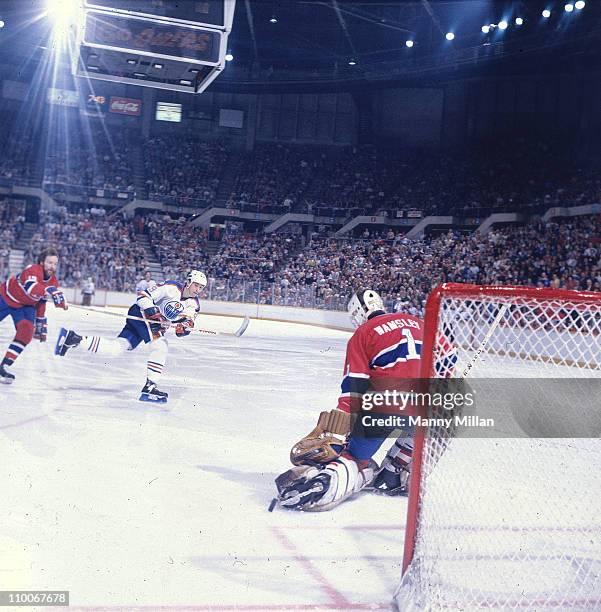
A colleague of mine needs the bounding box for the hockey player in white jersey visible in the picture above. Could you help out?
[55,270,207,403]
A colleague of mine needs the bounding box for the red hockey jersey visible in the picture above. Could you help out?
[337,312,456,413]
[0,264,59,317]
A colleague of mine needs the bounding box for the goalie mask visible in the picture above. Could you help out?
[348,288,385,328]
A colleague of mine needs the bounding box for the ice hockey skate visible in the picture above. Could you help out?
[0,363,15,384]
[55,328,83,357]
[139,380,169,404]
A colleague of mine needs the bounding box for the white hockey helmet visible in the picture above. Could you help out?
[347,288,385,328]
[185,269,207,289]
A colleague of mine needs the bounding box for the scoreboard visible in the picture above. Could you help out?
[83,12,222,64]
[73,0,235,94]
[84,0,228,28]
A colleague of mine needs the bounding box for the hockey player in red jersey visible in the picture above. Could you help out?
[275,288,456,511]
[0,248,68,384]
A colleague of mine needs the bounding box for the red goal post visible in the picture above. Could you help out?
[397,283,601,611]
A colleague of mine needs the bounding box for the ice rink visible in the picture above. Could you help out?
[0,307,403,611]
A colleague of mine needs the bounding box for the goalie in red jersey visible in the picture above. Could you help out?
[0,248,68,384]
[275,288,457,511]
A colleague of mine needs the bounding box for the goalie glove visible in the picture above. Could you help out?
[276,454,377,512]
[34,317,48,342]
[290,409,352,466]
[45,286,68,310]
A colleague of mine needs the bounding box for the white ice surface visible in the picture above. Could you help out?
[0,308,403,611]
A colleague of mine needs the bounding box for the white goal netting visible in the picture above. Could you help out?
[395,284,601,611]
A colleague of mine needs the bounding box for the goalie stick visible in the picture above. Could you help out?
[69,304,250,338]
[460,303,509,378]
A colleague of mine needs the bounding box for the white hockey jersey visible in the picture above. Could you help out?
[136,280,201,322]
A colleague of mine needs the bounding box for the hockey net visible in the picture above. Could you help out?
[395,283,601,611]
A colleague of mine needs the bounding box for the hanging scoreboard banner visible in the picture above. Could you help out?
[84,0,232,30]
[82,11,222,64]
[73,0,235,94]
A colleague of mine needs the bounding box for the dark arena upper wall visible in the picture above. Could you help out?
[1,66,600,151]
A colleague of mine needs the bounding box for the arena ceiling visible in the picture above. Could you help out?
[0,1,600,89]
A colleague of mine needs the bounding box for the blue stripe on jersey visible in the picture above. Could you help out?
[340,374,370,395]
[370,339,422,369]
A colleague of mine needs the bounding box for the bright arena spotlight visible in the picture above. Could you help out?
[405,39,414,48]
[481,25,490,33]
[445,32,455,41]
[542,9,551,18]
[498,20,508,30]
[565,3,575,12]
[46,0,79,25]
[516,17,524,25]
[46,0,80,43]
[575,1,586,8]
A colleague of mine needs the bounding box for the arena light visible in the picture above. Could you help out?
[542,9,551,18]
[445,32,455,41]
[0,20,4,28]
[565,3,574,12]
[405,39,414,48]
[152,63,164,69]
[269,15,278,23]
[46,0,78,26]
[225,52,234,61]
[482,25,490,33]
[575,1,585,8]
[515,17,524,25]
[498,20,508,30]
[348,58,357,65]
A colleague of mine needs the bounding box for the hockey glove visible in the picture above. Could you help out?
[290,409,351,466]
[143,306,165,340]
[175,317,194,337]
[45,286,68,310]
[34,317,48,342]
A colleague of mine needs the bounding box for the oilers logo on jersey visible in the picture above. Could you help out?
[163,300,185,321]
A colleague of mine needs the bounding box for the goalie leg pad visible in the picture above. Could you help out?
[371,436,413,496]
[277,456,377,512]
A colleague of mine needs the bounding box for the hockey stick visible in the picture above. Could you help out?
[460,303,509,378]
[69,304,250,338]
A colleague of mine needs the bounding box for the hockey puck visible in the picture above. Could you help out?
[268,498,278,512]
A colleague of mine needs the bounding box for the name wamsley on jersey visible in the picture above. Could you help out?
[373,317,421,335]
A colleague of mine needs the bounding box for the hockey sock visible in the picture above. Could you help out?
[146,337,168,384]
[3,320,34,366]
[83,336,130,357]
[2,341,26,367]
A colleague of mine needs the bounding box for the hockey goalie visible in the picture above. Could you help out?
[274,288,457,511]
